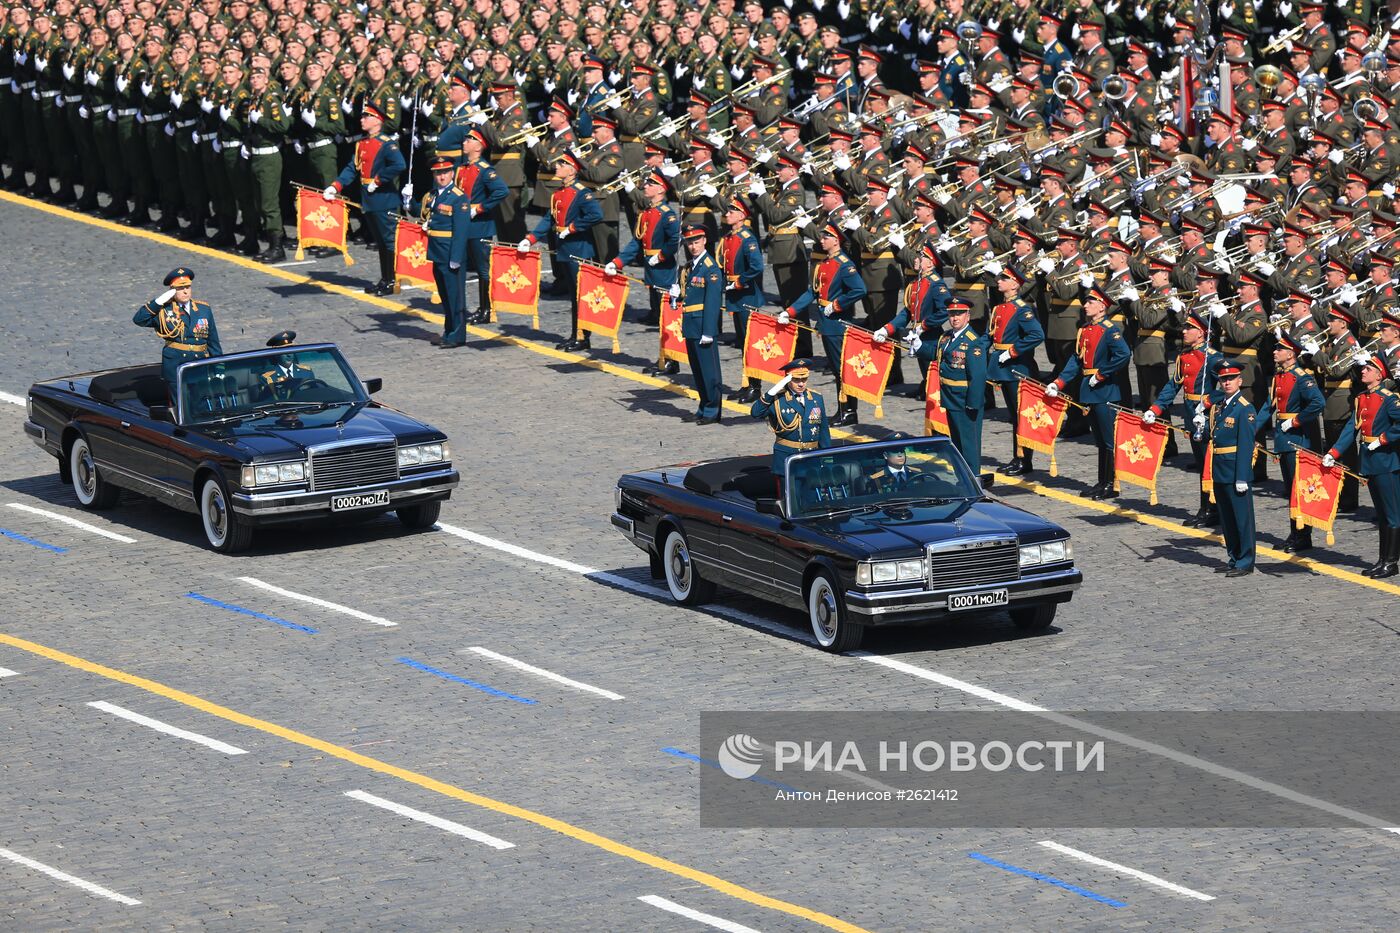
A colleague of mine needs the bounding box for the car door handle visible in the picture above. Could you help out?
[722,515,733,522]
[120,421,131,428]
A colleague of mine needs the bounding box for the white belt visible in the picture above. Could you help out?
[248,145,279,156]
[17,80,36,90]
[115,107,138,116]
[174,118,197,128]
[306,138,334,149]
[39,89,60,99]
[90,104,111,114]
[142,110,170,120]
[217,138,239,147]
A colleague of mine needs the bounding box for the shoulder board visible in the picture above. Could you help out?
[194,300,212,310]
[451,185,463,195]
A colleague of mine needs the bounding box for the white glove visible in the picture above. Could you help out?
[366,180,378,192]
[660,162,681,177]
[1339,284,1358,305]
[401,182,413,200]
[799,161,815,176]
[838,0,852,19]
[86,70,99,86]
[171,90,185,109]
[777,310,791,325]
[672,65,687,80]
[163,123,174,137]
[1221,1,1234,17]
[1368,440,1382,451]
[62,63,75,81]
[889,231,907,249]
[794,212,813,228]
[755,146,774,163]
[748,179,766,196]
[699,182,719,198]
[1078,272,1095,288]
[998,350,1012,364]
[1235,482,1248,494]
[1016,204,1035,220]
[699,335,714,346]
[1280,418,1296,432]
[795,54,809,70]
[469,111,489,125]
[210,137,219,150]
[78,104,89,118]
[449,261,461,271]
[985,260,1004,276]
[605,261,619,276]
[668,284,681,299]
[832,152,852,171]
[1328,149,1344,165]
[1241,137,1257,152]
[648,254,660,266]
[340,98,354,114]
[910,334,923,354]
[301,108,316,126]
[517,239,532,253]
[522,133,542,148]
[1037,257,1055,274]
[200,98,214,113]
[1169,296,1185,313]
[872,329,888,343]
[707,132,726,148]
[156,289,177,304]
[219,104,231,121]
[1105,0,1121,12]
[140,81,153,97]
[420,100,434,117]
[544,78,558,93]
[1142,410,1157,425]
[622,178,637,193]
[116,76,129,93]
[1121,286,1140,302]
[1322,452,1336,468]
[1257,261,1275,276]
[292,140,305,154]
[400,95,413,110]
[843,215,861,231]
[768,373,793,397]
[1210,301,1228,318]
[1193,412,1207,430]
[239,144,249,159]
[822,303,838,317]
[1045,383,1060,398]
[1384,182,1399,199]
[1088,375,1100,387]
[936,236,956,253]
[322,186,338,200]
[934,190,952,205]
[1149,132,1163,147]
[1280,0,1293,14]
[248,108,261,124]
[868,13,883,31]
[1302,338,1320,357]
[1012,27,1025,43]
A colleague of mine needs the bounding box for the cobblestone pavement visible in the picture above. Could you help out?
[2,193,1399,931]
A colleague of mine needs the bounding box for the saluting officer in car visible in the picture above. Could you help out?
[133,267,221,390]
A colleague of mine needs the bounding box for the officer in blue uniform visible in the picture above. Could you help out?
[258,330,315,401]
[675,223,725,423]
[987,266,1046,476]
[1035,14,1073,91]
[432,70,478,165]
[934,299,990,474]
[1255,333,1327,553]
[422,156,472,348]
[575,57,612,141]
[133,267,222,391]
[1046,286,1131,500]
[785,224,868,427]
[1325,354,1400,578]
[523,151,604,352]
[326,103,407,297]
[1208,361,1259,577]
[455,128,508,324]
[721,198,766,403]
[751,358,832,481]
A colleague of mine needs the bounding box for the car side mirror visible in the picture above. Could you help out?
[362,377,383,395]
[149,404,175,424]
[979,472,996,489]
[756,497,783,516]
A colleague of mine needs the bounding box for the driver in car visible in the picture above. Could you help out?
[258,330,314,402]
[858,441,926,494]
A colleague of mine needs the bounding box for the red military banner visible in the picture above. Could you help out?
[1291,448,1345,545]
[838,327,896,419]
[1113,410,1171,504]
[742,312,798,383]
[658,293,687,369]
[393,219,439,304]
[575,261,630,352]
[1016,379,1072,476]
[488,244,542,328]
[294,189,353,265]
[924,365,949,437]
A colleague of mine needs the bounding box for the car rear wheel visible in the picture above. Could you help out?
[808,570,863,652]
[69,436,119,509]
[396,499,441,529]
[662,528,714,605]
[1011,603,1056,631]
[200,475,253,553]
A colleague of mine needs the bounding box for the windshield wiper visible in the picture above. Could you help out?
[878,495,957,508]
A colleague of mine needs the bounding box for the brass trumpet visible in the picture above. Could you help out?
[1259,25,1306,56]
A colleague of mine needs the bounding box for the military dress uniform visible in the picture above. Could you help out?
[1314,318,1363,512]
[678,227,725,421]
[788,234,869,426]
[1209,378,1260,574]
[422,164,472,347]
[1051,301,1132,497]
[986,291,1046,474]
[1149,318,1224,526]
[1328,365,1400,577]
[750,360,832,477]
[132,268,221,390]
[618,182,681,327]
[527,162,603,348]
[450,147,509,318]
[332,112,407,295]
[935,318,991,474]
[720,217,765,402]
[1256,340,1327,551]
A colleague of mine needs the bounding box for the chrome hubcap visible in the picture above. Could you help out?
[76,448,95,497]
[669,541,690,591]
[207,489,226,540]
[814,584,837,639]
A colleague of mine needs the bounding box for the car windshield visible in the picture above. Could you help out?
[784,437,980,518]
[177,346,366,424]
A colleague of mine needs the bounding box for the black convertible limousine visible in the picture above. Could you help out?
[611,436,1081,651]
[24,342,459,553]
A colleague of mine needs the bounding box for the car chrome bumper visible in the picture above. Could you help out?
[24,420,49,448]
[844,566,1083,622]
[231,468,460,519]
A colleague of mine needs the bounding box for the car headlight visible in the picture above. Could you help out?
[1019,544,1042,568]
[1040,539,1069,564]
[872,562,899,583]
[857,559,926,585]
[398,446,422,467]
[242,460,307,488]
[398,442,450,468]
[277,462,305,483]
[896,559,925,581]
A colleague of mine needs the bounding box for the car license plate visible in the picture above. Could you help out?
[331,489,390,512]
[948,589,1009,612]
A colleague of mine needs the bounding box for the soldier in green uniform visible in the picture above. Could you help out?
[137,34,180,233]
[242,66,291,262]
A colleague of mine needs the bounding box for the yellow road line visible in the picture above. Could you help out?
[0,631,869,933]
[5,190,1396,597]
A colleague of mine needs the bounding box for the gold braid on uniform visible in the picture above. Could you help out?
[155,303,183,341]
[774,402,802,433]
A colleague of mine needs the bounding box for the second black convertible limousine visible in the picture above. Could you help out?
[611,436,1081,651]
[24,342,459,553]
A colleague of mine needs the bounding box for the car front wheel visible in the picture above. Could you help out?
[69,436,119,509]
[396,499,441,529]
[200,475,253,553]
[808,570,863,651]
[662,528,714,605]
[1010,603,1057,631]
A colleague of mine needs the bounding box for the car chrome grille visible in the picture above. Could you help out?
[310,442,399,491]
[926,539,1021,590]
